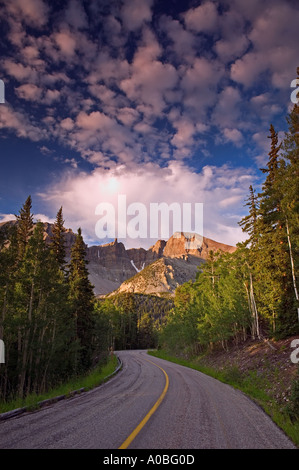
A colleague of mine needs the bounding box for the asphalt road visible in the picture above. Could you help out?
[0,350,296,449]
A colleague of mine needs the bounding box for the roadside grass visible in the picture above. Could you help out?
[148,349,299,448]
[0,353,119,414]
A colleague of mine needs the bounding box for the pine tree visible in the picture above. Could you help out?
[50,207,66,270]
[16,222,47,396]
[239,185,259,247]
[257,125,287,334]
[15,195,33,261]
[68,228,95,371]
[280,68,299,326]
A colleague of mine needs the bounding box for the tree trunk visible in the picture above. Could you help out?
[18,273,35,397]
[285,218,299,322]
[250,272,260,339]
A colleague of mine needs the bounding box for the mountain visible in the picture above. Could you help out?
[108,232,236,296]
[86,238,167,295]
[0,221,236,296]
[109,256,204,297]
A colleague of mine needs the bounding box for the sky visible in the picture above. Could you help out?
[0,0,298,249]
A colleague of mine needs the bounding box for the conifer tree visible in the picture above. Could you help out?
[257,125,287,334]
[239,185,259,247]
[15,195,33,261]
[280,68,299,325]
[68,228,95,371]
[50,206,66,270]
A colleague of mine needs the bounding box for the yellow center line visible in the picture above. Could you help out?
[118,359,169,449]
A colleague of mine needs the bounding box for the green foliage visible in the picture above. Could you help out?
[0,200,110,402]
[158,250,252,354]
[95,293,173,351]
[286,366,299,422]
[50,206,67,270]
[15,195,33,261]
[68,228,95,371]
[158,81,299,353]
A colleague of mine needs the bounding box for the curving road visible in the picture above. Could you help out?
[0,350,296,449]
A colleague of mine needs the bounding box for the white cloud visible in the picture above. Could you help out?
[214,8,249,62]
[230,1,299,89]
[38,162,254,248]
[183,1,219,34]
[120,27,178,118]
[5,0,49,28]
[0,105,46,142]
[180,56,224,119]
[53,30,77,58]
[64,0,88,30]
[1,0,298,243]
[34,214,55,224]
[15,84,43,102]
[60,117,75,131]
[3,60,38,83]
[159,15,196,63]
[121,0,154,31]
[0,214,16,223]
[222,128,244,147]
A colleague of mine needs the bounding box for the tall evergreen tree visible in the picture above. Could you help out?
[15,195,33,261]
[68,228,95,371]
[280,68,299,325]
[257,125,288,334]
[50,206,66,270]
[239,185,259,247]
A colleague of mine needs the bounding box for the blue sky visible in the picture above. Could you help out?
[0,0,298,248]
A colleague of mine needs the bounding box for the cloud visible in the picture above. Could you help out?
[121,0,154,31]
[34,214,55,224]
[159,15,196,64]
[222,128,244,147]
[53,29,77,58]
[180,56,225,121]
[120,27,178,118]
[0,0,298,234]
[3,59,38,83]
[214,8,249,62]
[60,117,75,131]
[183,1,219,34]
[0,213,16,224]
[170,114,196,157]
[37,161,254,248]
[212,86,242,130]
[230,1,299,89]
[4,0,49,29]
[0,105,46,141]
[15,84,43,102]
[64,0,88,30]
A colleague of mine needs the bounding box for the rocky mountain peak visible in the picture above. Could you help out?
[0,220,236,296]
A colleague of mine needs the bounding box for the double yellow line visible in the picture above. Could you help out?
[119,359,169,449]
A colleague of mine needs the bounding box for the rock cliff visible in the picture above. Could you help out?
[0,221,236,296]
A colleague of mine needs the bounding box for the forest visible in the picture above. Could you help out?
[0,202,171,401]
[0,202,112,401]
[159,89,299,355]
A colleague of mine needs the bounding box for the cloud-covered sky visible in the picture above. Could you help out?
[0,0,298,248]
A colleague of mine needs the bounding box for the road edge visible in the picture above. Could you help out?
[0,354,123,422]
